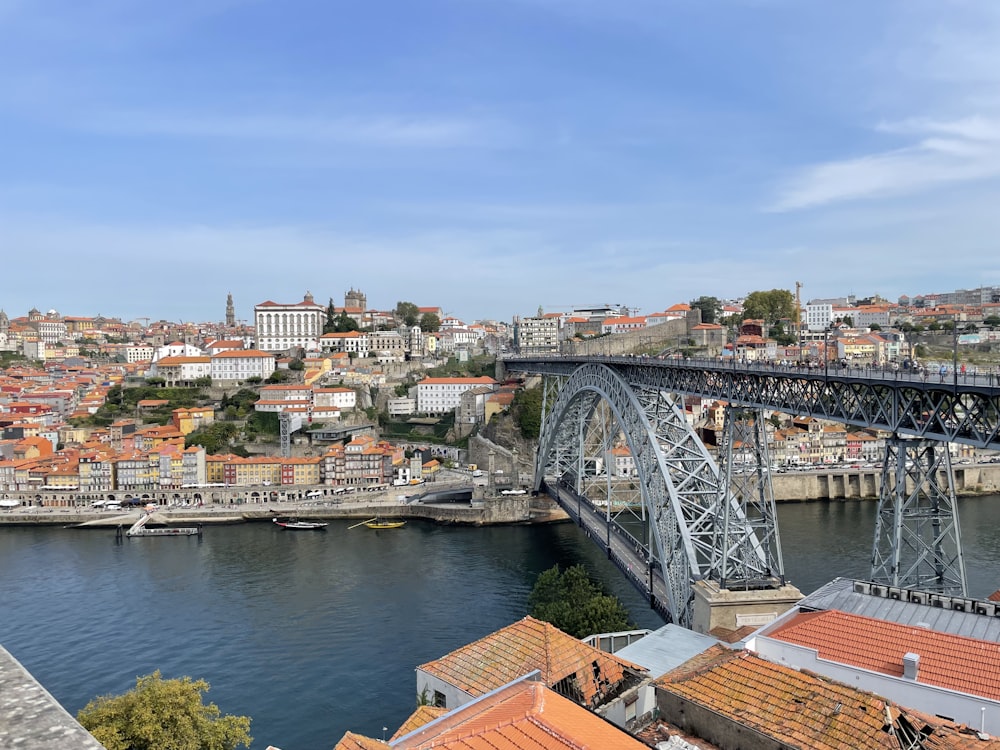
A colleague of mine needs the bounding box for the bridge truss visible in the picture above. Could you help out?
[535,363,783,627]
[510,356,995,623]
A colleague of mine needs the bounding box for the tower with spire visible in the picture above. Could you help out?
[226,293,235,327]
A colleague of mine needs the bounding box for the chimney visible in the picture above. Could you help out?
[903,652,920,680]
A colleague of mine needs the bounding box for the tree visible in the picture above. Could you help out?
[323,298,338,334]
[689,295,721,325]
[288,358,305,371]
[395,301,419,327]
[420,312,441,332]
[741,289,796,330]
[77,670,252,750]
[335,311,360,332]
[985,315,1000,330]
[528,564,631,638]
[513,385,543,439]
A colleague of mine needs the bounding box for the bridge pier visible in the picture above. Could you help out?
[871,437,968,595]
[690,579,803,636]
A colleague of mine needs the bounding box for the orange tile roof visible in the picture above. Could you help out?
[390,706,449,741]
[390,679,647,749]
[766,608,1000,700]
[419,376,496,385]
[332,733,386,750]
[655,644,897,750]
[417,616,645,708]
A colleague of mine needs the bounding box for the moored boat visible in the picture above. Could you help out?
[273,518,328,530]
[364,517,405,530]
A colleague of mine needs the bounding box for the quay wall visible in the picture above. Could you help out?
[3,465,999,525]
[771,464,1000,501]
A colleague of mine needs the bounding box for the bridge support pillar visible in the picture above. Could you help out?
[690,579,803,637]
[870,437,968,596]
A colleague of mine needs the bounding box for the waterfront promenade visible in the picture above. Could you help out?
[0,482,561,528]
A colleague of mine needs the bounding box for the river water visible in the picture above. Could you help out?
[2,496,1000,750]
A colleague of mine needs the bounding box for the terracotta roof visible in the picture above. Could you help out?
[417,616,645,708]
[332,732,387,750]
[390,706,448,741]
[419,376,496,385]
[655,644,898,749]
[390,679,647,749]
[766,608,1000,700]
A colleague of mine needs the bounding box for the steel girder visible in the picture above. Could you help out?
[870,438,968,595]
[507,357,1000,449]
[714,408,785,589]
[534,363,755,627]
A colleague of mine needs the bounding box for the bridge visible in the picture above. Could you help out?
[502,355,1000,631]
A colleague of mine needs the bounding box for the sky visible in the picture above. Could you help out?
[3,0,1000,326]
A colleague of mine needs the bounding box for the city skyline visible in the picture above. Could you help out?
[3,1,1000,323]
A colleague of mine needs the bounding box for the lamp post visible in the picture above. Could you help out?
[953,319,958,391]
[824,326,830,381]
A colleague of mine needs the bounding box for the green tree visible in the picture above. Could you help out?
[741,289,796,330]
[77,670,252,750]
[395,301,419,327]
[420,312,441,332]
[323,298,338,334]
[689,295,721,325]
[335,311,360,332]
[528,564,631,638]
[288,358,305,371]
[984,315,1000,330]
[513,385,543,439]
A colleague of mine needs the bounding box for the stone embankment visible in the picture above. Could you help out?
[0,487,557,528]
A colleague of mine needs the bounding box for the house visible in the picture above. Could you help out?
[334,675,650,750]
[415,615,646,711]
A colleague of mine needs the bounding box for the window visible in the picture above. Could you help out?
[433,690,446,708]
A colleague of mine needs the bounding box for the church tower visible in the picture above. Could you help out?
[226,293,235,327]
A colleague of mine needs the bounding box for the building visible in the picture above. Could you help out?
[749,577,1000,736]
[209,349,276,382]
[415,615,646,711]
[254,292,326,353]
[513,314,560,355]
[416,376,497,414]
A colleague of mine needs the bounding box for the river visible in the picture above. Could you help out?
[2,496,999,750]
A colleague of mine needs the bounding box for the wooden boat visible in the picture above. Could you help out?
[364,517,405,530]
[273,518,328,530]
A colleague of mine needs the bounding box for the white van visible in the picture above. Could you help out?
[105,503,122,511]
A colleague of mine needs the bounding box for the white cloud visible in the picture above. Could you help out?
[770,120,1000,211]
[83,111,512,149]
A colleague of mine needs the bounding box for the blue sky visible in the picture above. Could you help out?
[3,0,1000,325]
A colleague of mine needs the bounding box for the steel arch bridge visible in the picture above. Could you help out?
[506,355,1000,628]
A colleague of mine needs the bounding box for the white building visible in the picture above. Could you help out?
[319,331,369,357]
[255,292,325,353]
[417,376,497,414]
[154,341,204,361]
[805,302,834,332]
[313,387,356,410]
[152,356,212,384]
[210,349,276,382]
[124,345,155,363]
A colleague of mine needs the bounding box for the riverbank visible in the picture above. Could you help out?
[0,492,566,528]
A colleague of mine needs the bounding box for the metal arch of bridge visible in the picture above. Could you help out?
[511,356,1000,450]
[534,363,774,628]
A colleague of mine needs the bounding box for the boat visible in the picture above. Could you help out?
[364,517,405,530]
[123,513,202,538]
[273,518,328,530]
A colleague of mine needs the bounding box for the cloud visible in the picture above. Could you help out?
[82,111,513,149]
[769,118,1000,211]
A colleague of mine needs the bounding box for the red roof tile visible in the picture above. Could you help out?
[766,609,1000,701]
